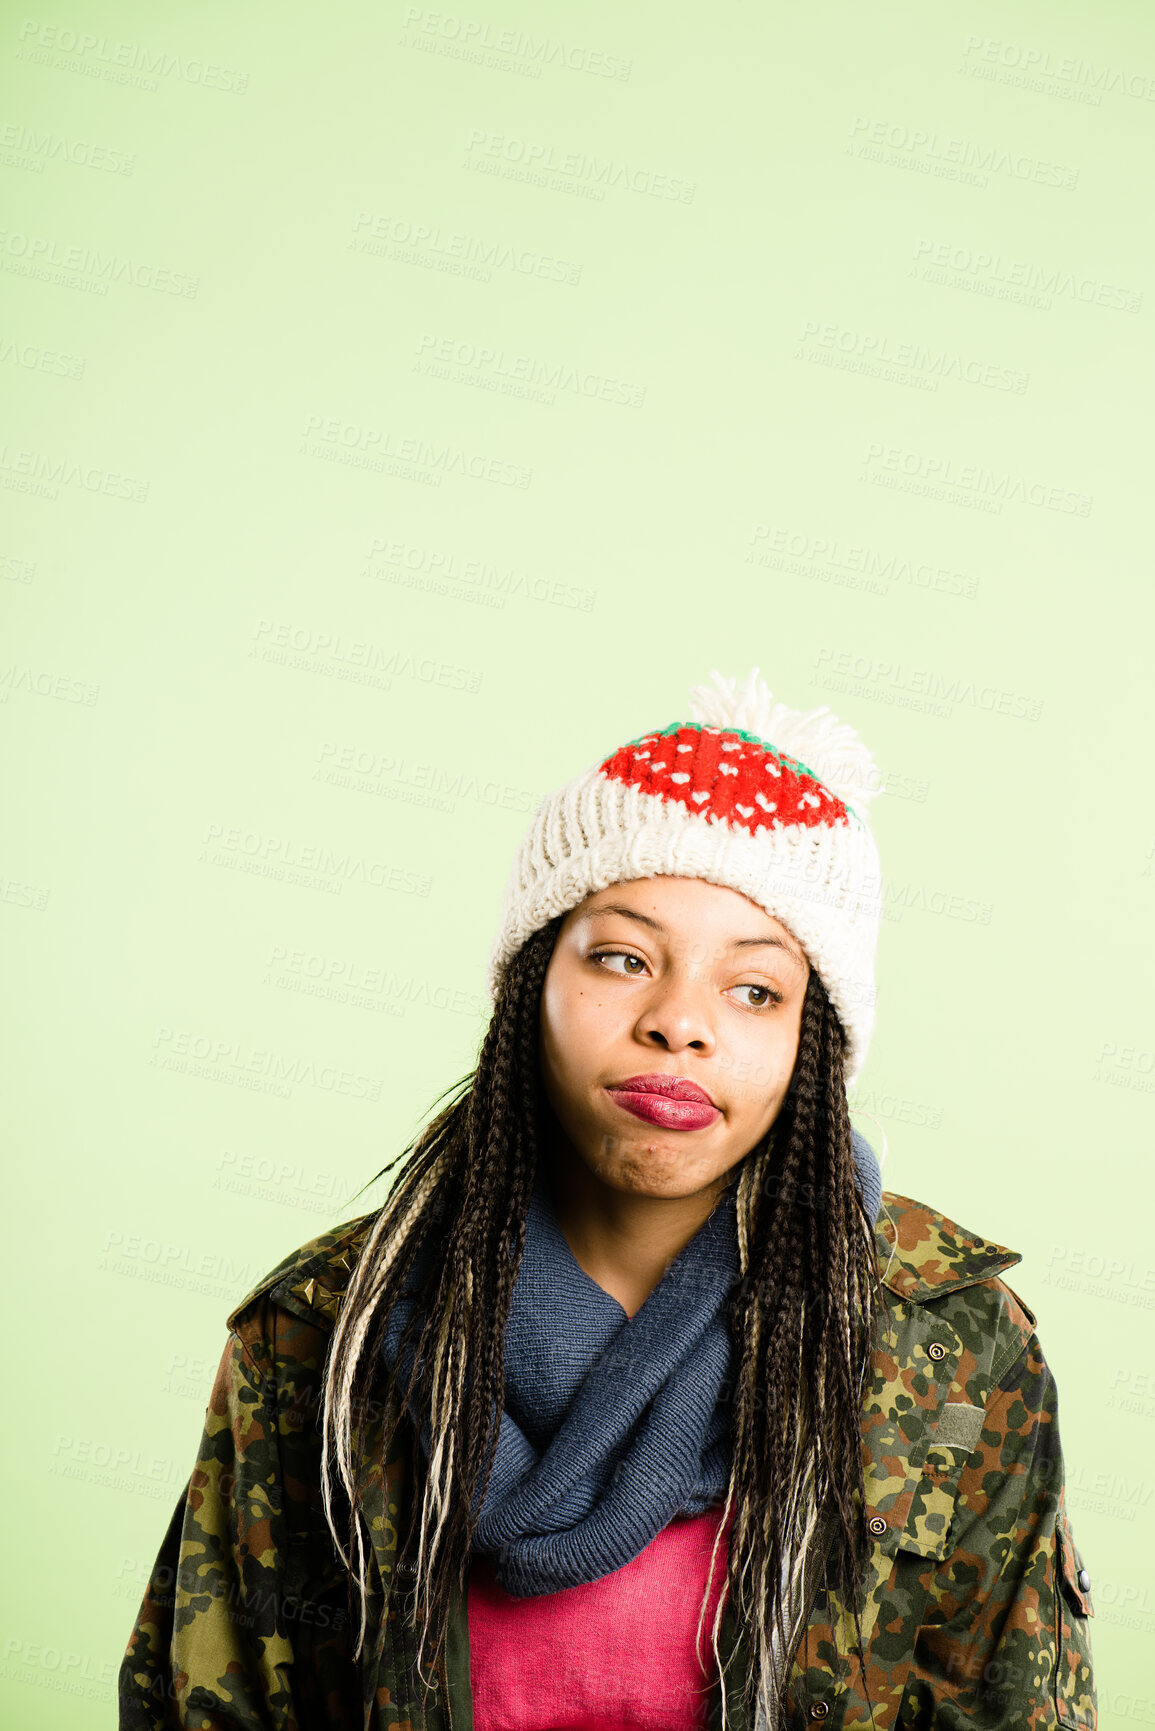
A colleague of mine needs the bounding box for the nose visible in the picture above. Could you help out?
[635,967,715,1054]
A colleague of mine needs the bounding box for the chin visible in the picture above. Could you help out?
[596,1148,716,1197]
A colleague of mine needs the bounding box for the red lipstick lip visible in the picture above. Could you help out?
[604,1086,720,1131]
[606,1072,717,1108]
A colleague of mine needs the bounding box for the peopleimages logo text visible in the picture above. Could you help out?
[912,239,1141,312]
[848,116,1078,188]
[861,444,1092,516]
[464,130,696,202]
[401,8,631,79]
[960,34,1155,102]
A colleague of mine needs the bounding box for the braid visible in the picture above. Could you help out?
[321,932,883,1725]
[714,966,883,1726]
[320,916,561,1698]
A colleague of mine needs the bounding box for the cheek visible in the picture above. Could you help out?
[540,973,594,1082]
[541,972,626,1109]
[541,970,577,1051]
[724,1020,800,1119]
[549,987,603,1072]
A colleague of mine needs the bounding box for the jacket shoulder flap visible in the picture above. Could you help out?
[225,1211,379,1341]
[876,1187,1027,1301]
[875,1188,1037,1390]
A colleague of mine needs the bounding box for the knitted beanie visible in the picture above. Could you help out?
[485,668,885,1088]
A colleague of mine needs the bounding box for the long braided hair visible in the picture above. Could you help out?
[320,911,884,1727]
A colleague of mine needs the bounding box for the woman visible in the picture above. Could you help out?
[120,668,1096,1730]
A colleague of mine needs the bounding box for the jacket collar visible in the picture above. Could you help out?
[874,1189,1021,1301]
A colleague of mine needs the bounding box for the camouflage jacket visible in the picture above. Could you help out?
[119,1191,1097,1730]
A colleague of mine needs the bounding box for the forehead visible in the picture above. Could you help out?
[572,879,808,965]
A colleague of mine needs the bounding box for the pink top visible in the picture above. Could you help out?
[468,1505,735,1731]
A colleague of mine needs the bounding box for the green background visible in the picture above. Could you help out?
[2,0,1152,1721]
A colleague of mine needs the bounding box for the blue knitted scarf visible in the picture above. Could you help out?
[379,1129,881,1597]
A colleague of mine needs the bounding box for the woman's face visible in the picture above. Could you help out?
[538,876,810,1202]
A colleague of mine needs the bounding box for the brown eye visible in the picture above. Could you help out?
[732,983,784,1009]
[591,949,646,976]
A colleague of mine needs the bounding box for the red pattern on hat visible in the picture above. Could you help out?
[599,723,851,839]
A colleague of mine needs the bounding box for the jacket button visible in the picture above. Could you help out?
[868,1515,887,1536]
[1078,1567,1091,1592]
[927,1342,948,1362]
[809,1706,830,1720]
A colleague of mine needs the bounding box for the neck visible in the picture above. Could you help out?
[542,1127,732,1320]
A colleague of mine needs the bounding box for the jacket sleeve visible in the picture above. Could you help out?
[118,1317,361,1730]
[898,1332,1096,1730]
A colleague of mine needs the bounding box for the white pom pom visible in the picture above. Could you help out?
[687,667,884,810]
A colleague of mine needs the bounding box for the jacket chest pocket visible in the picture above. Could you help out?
[893,1401,986,1561]
[788,1406,988,1731]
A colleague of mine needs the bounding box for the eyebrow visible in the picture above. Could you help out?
[577,902,805,964]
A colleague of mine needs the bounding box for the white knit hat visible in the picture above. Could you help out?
[485,668,885,1087]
